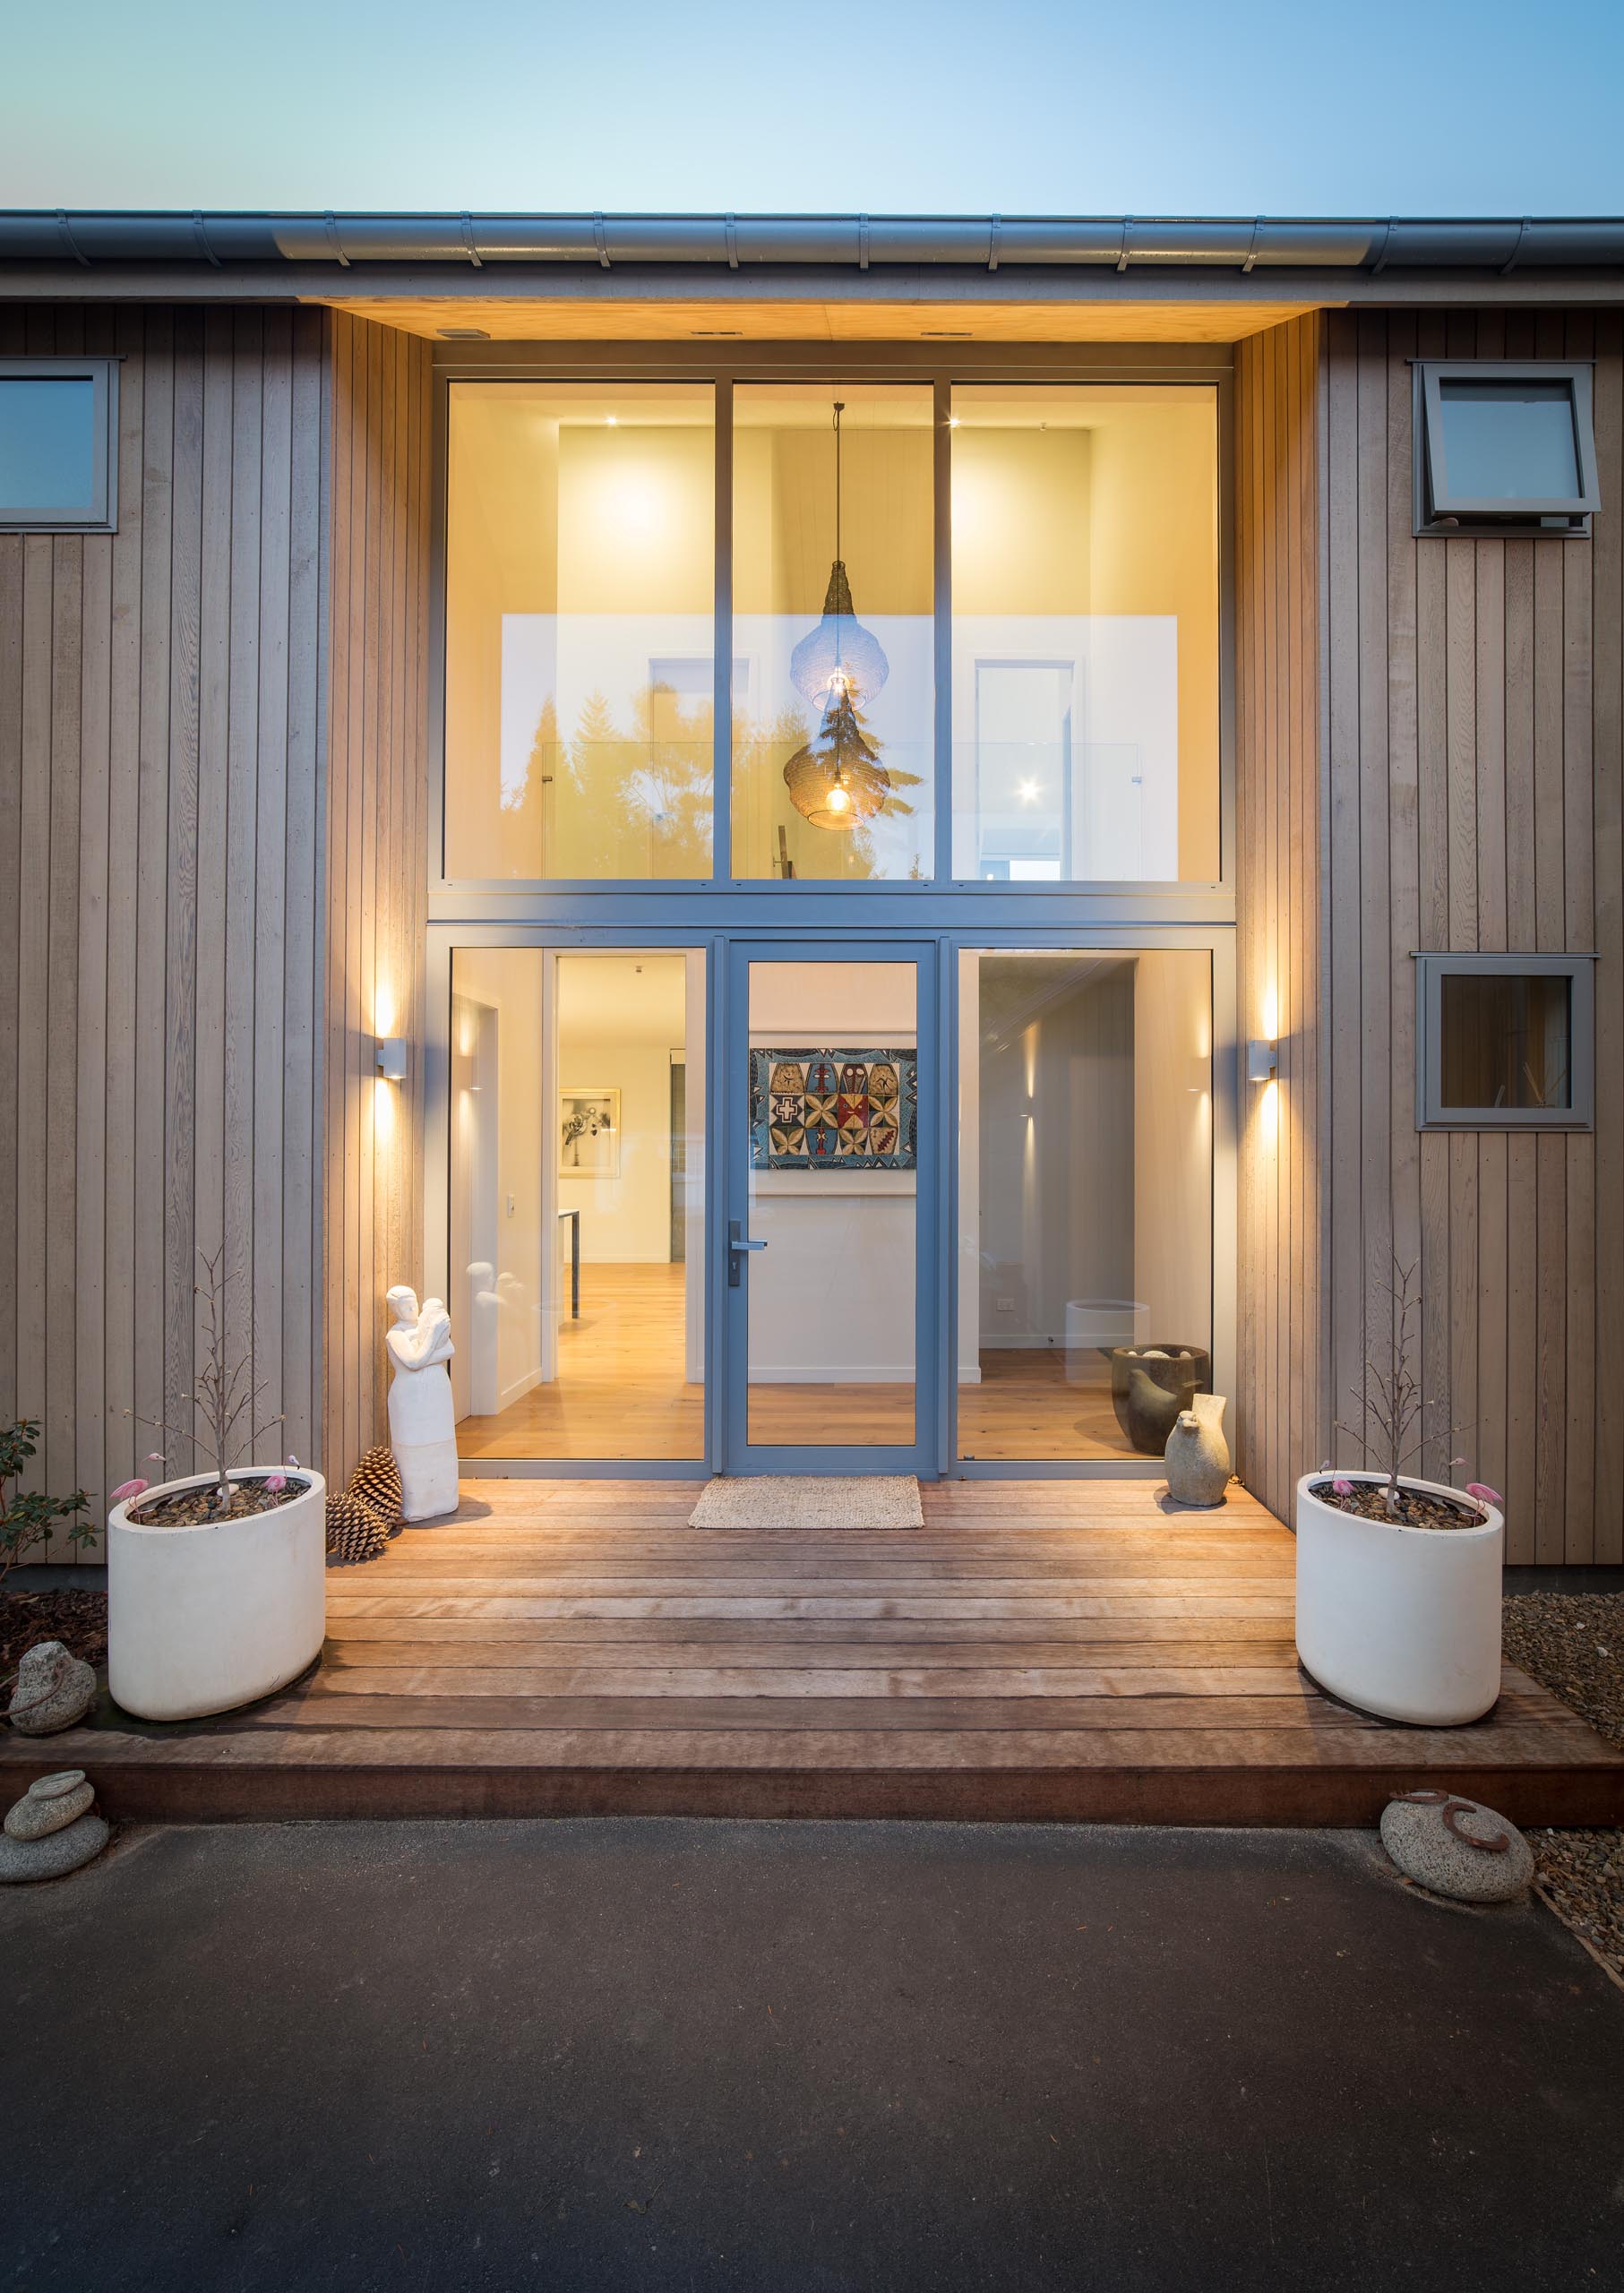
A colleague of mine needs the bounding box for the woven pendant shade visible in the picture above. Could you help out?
[783,683,891,830]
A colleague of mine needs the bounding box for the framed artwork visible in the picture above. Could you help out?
[750,1048,917,1172]
[561,1087,620,1176]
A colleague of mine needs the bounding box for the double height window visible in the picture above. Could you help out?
[442,379,1221,886]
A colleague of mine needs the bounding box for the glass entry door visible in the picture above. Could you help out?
[724,942,937,1474]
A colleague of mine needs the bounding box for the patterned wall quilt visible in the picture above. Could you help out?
[749,1048,918,1171]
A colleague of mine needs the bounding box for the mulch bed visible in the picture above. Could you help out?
[1503,1591,1624,1986]
[0,1587,108,1683]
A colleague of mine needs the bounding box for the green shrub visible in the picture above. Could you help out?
[0,1421,95,1584]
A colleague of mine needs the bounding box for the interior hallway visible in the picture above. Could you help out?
[456,1264,1141,1460]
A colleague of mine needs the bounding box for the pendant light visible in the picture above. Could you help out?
[784,401,892,831]
[788,402,890,709]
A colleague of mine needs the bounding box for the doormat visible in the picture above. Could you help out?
[689,1476,924,1530]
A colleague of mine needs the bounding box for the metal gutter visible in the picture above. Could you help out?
[0,210,1620,273]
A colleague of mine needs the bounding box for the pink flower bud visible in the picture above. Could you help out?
[1332,1477,1353,1497]
[109,1477,149,1506]
[265,1472,287,1494]
[287,1455,300,1471]
[1465,1481,1500,1513]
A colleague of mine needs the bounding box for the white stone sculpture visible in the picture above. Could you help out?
[384,1285,460,1522]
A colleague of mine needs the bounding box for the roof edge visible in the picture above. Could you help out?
[3,210,1622,275]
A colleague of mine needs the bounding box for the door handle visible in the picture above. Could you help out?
[727,1218,768,1287]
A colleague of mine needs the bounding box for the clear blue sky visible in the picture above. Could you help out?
[3,0,1620,215]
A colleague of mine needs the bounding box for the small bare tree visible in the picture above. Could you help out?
[1335,1256,1463,1517]
[127,1250,283,1509]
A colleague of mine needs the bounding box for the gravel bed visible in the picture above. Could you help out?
[1503,1592,1624,1752]
[1503,1591,1624,1985]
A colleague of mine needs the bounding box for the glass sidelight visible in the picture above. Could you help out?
[727,948,935,1470]
[449,948,707,1462]
[956,947,1213,1461]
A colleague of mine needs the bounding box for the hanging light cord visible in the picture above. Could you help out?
[833,399,844,566]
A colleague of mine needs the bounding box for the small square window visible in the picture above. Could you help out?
[0,358,119,532]
[1415,953,1594,1129]
[1413,361,1600,537]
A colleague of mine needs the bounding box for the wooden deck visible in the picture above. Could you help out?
[7,1481,1622,1825]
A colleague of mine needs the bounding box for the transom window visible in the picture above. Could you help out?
[442,378,1221,889]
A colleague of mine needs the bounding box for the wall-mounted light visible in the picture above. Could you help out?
[376,1036,409,1082]
[1247,1038,1278,1083]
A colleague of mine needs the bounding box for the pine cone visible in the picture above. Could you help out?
[325,1490,391,1565]
[348,1445,403,1530]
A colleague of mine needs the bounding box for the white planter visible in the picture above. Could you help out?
[108,1467,327,1722]
[1294,1472,1503,1726]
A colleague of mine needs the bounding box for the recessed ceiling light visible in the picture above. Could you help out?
[437,327,490,340]
[923,330,971,339]
[692,329,743,337]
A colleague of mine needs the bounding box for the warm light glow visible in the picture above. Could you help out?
[606,415,618,426]
[1259,1076,1279,1143]
[947,416,961,429]
[825,782,851,815]
[374,1074,396,1138]
[374,987,396,1038]
[1260,987,1279,1043]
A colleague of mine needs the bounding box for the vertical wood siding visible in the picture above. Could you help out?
[1234,315,1328,1523]
[322,312,433,1492]
[1311,310,1622,1565]
[0,304,329,1546]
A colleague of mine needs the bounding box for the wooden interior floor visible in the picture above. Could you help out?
[10,1479,1621,1826]
[458,1264,704,1461]
[457,1264,1139,1460]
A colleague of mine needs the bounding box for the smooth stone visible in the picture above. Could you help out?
[27,1768,88,1797]
[0,1811,109,1884]
[6,1642,97,1736]
[5,1777,95,1839]
[1380,1793,1534,1903]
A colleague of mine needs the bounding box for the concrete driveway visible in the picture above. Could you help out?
[4,1819,1620,2291]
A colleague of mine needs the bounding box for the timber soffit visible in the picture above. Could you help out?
[1,211,1622,307]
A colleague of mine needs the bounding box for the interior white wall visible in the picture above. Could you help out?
[958,951,981,1384]
[975,956,1135,1351]
[556,953,691,1265]
[450,947,546,1416]
[683,951,706,1385]
[746,961,917,1384]
[1131,951,1213,1353]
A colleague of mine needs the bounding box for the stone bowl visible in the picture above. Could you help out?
[1107,1344,1213,1455]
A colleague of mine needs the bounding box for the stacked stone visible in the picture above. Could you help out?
[0,1770,109,1883]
